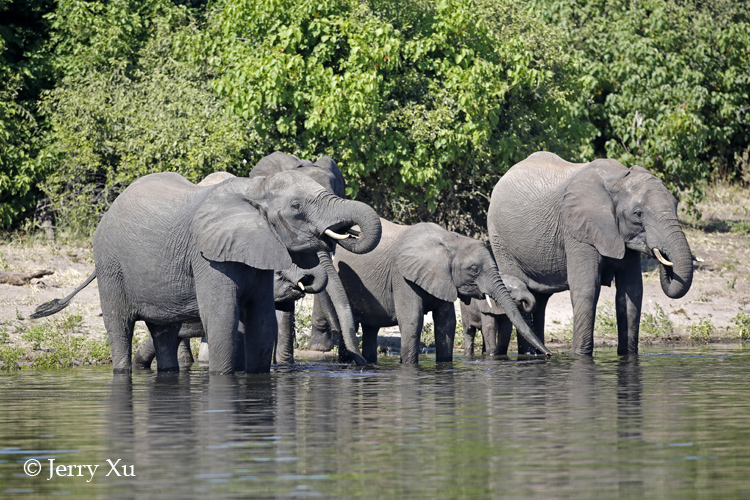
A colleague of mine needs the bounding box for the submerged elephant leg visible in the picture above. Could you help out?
[133,337,156,369]
[432,302,456,363]
[146,322,181,372]
[496,316,512,355]
[102,312,136,374]
[198,335,209,363]
[480,312,500,355]
[464,324,477,356]
[274,310,295,365]
[243,291,277,374]
[615,251,643,356]
[361,324,379,364]
[394,283,424,364]
[567,243,602,355]
[177,338,194,365]
[517,293,550,355]
[308,294,334,351]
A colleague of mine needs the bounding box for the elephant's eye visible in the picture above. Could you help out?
[290,199,302,211]
[469,264,479,275]
[633,208,644,221]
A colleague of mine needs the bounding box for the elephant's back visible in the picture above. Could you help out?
[488,152,584,286]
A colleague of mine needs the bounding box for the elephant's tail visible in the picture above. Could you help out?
[28,271,97,319]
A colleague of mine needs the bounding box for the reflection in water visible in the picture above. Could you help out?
[1,346,750,499]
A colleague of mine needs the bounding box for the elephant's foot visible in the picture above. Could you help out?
[307,330,335,352]
[177,342,194,366]
[132,351,153,370]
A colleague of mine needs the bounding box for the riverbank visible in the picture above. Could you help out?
[1,183,748,368]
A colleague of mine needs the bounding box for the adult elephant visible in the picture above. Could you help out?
[132,262,329,369]
[311,219,551,364]
[249,151,351,361]
[30,170,381,374]
[459,275,535,356]
[488,152,694,356]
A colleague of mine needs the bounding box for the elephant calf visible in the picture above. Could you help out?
[311,219,551,364]
[460,275,535,356]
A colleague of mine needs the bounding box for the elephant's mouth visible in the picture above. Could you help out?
[652,248,674,267]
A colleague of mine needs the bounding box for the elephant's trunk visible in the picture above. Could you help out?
[321,196,381,254]
[292,263,328,294]
[317,250,367,365]
[480,272,551,356]
[652,221,693,299]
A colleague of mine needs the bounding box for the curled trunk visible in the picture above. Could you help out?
[657,227,693,299]
[323,196,382,255]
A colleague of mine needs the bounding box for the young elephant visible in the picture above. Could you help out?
[460,275,535,356]
[311,219,551,364]
[30,170,381,374]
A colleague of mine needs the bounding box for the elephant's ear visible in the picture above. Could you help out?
[191,180,293,270]
[396,229,458,302]
[562,171,625,259]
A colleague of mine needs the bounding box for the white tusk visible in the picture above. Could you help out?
[693,255,704,263]
[297,282,306,291]
[652,248,673,267]
[486,295,493,309]
[324,228,349,240]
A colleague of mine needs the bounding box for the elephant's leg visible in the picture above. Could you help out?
[146,322,181,372]
[464,325,477,356]
[102,312,136,374]
[177,338,194,365]
[394,285,424,364]
[274,310,295,365]
[198,335,209,364]
[133,337,156,369]
[308,293,334,351]
[481,313,500,356]
[566,243,602,355]
[243,285,277,374]
[432,302,456,363]
[615,251,643,356]
[496,316,512,355]
[361,324,379,364]
[517,293,550,354]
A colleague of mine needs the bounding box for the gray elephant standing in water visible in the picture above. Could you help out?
[31,170,381,374]
[311,219,551,364]
[459,275,535,356]
[489,152,694,356]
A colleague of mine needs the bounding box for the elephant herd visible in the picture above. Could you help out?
[31,151,694,374]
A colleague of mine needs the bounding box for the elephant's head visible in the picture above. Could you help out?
[562,160,693,299]
[396,223,550,356]
[250,151,346,197]
[479,274,536,315]
[273,263,328,312]
[191,170,381,271]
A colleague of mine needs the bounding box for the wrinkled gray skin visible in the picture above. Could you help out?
[312,219,551,364]
[31,170,381,374]
[459,275,535,356]
[489,152,694,356]
[132,262,329,368]
[249,151,352,362]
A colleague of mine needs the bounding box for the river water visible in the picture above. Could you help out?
[1,344,750,499]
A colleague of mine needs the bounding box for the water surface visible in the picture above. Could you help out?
[1,344,750,499]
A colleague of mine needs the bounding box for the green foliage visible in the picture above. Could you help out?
[689,317,715,344]
[40,0,254,233]
[421,321,435,348]
[533,0,750,209]
[0,0,55,228]
[5,312,112,370]
[211,0,595,233]
[595,300,618,334]
[732,312,750,340]
[640,304,673,338]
